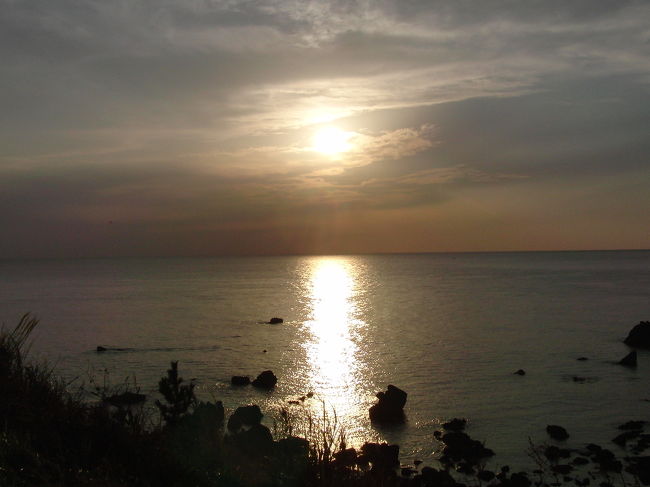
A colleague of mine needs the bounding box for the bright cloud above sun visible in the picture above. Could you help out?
[1,0,649,257]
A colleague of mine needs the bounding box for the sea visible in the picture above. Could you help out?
[1,251,649,468]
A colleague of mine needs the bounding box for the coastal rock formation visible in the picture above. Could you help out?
[231,375,250,386]
[268,317,283,324]
[440,431,495,463]
[369,385,407,423]
[252,370,277,389]
[360,442,400,472]
[624,321,650,348]
[226,404,274,456]
[514,369,526,375]
[443,418,467,432]
[619,351,637,367]
[227,405,263,433]
[546,425,570,441]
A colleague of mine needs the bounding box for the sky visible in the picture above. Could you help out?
[1,0,649,258]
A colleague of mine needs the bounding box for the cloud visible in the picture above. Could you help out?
[1,0,649,255]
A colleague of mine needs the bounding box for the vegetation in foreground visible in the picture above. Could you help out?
[2,314,650,487]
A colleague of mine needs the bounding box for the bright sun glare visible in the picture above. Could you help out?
[312,127,353,155]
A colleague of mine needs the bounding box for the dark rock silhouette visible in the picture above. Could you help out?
[268,317,283,324]
[547,425,570,441]
[96,346,107,352]
[443,418,467,431]
[577,356,588,361]
[105,391,146,407]
[225,404,275,456]
[231,375,250,386]
[440,431,495,463]
[333,447,357,468]
[369,385,407,423]
[227,405,263,433]
[239,423,273,448]
[514,369,526,375]
[277,436,309,457]
[619,420,646,430]
[623,321,650,348]
[251,370,277,389]
[612,430,641,446]
[619,350,637,367]
[420,466,456,486]
[360,442,400,472]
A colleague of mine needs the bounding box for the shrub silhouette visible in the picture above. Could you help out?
[155,360,196,427]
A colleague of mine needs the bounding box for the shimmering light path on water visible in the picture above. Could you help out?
[300,258,375,445]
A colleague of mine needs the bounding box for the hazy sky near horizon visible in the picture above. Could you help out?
[1,0,649,257]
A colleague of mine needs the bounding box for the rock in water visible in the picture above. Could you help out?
[624,321,650,348]
[546,425,570,441]
[443,418,467,431]
[361,442,400,471]
[227,405,263,433]
[619,351,637,367]
[251,370,277,389]
[231,375,250,386]
[369,385,407,423]
[96,346,107,352]
[268,317,283,324]
[514,369,526,375]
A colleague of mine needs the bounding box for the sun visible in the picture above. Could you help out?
[312,127,354,155]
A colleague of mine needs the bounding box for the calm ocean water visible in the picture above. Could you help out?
[1,251,649,467]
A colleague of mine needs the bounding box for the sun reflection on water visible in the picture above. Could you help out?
[302,257,372,444]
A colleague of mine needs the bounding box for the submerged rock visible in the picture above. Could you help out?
[623,321,650,348]
[369,385,407,423]
[231,375,250,386]
[252,370,277,389]
[619,351,637,367]
[547,425,570,441]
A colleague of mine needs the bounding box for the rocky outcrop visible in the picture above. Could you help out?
[368,385,407,423]
[623,321,650,348]
[231,376,250,386]
[227,405,263,433]
[619,351,637,367]
[226,404,274,456]
[268,317,283,324]
[440,431,495,463]
[514,369,526,376]
[443,418,467,432]
[251,370,277,389]
[360,442,400,472]
[546,425,570,441]
[96,346,107,352]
